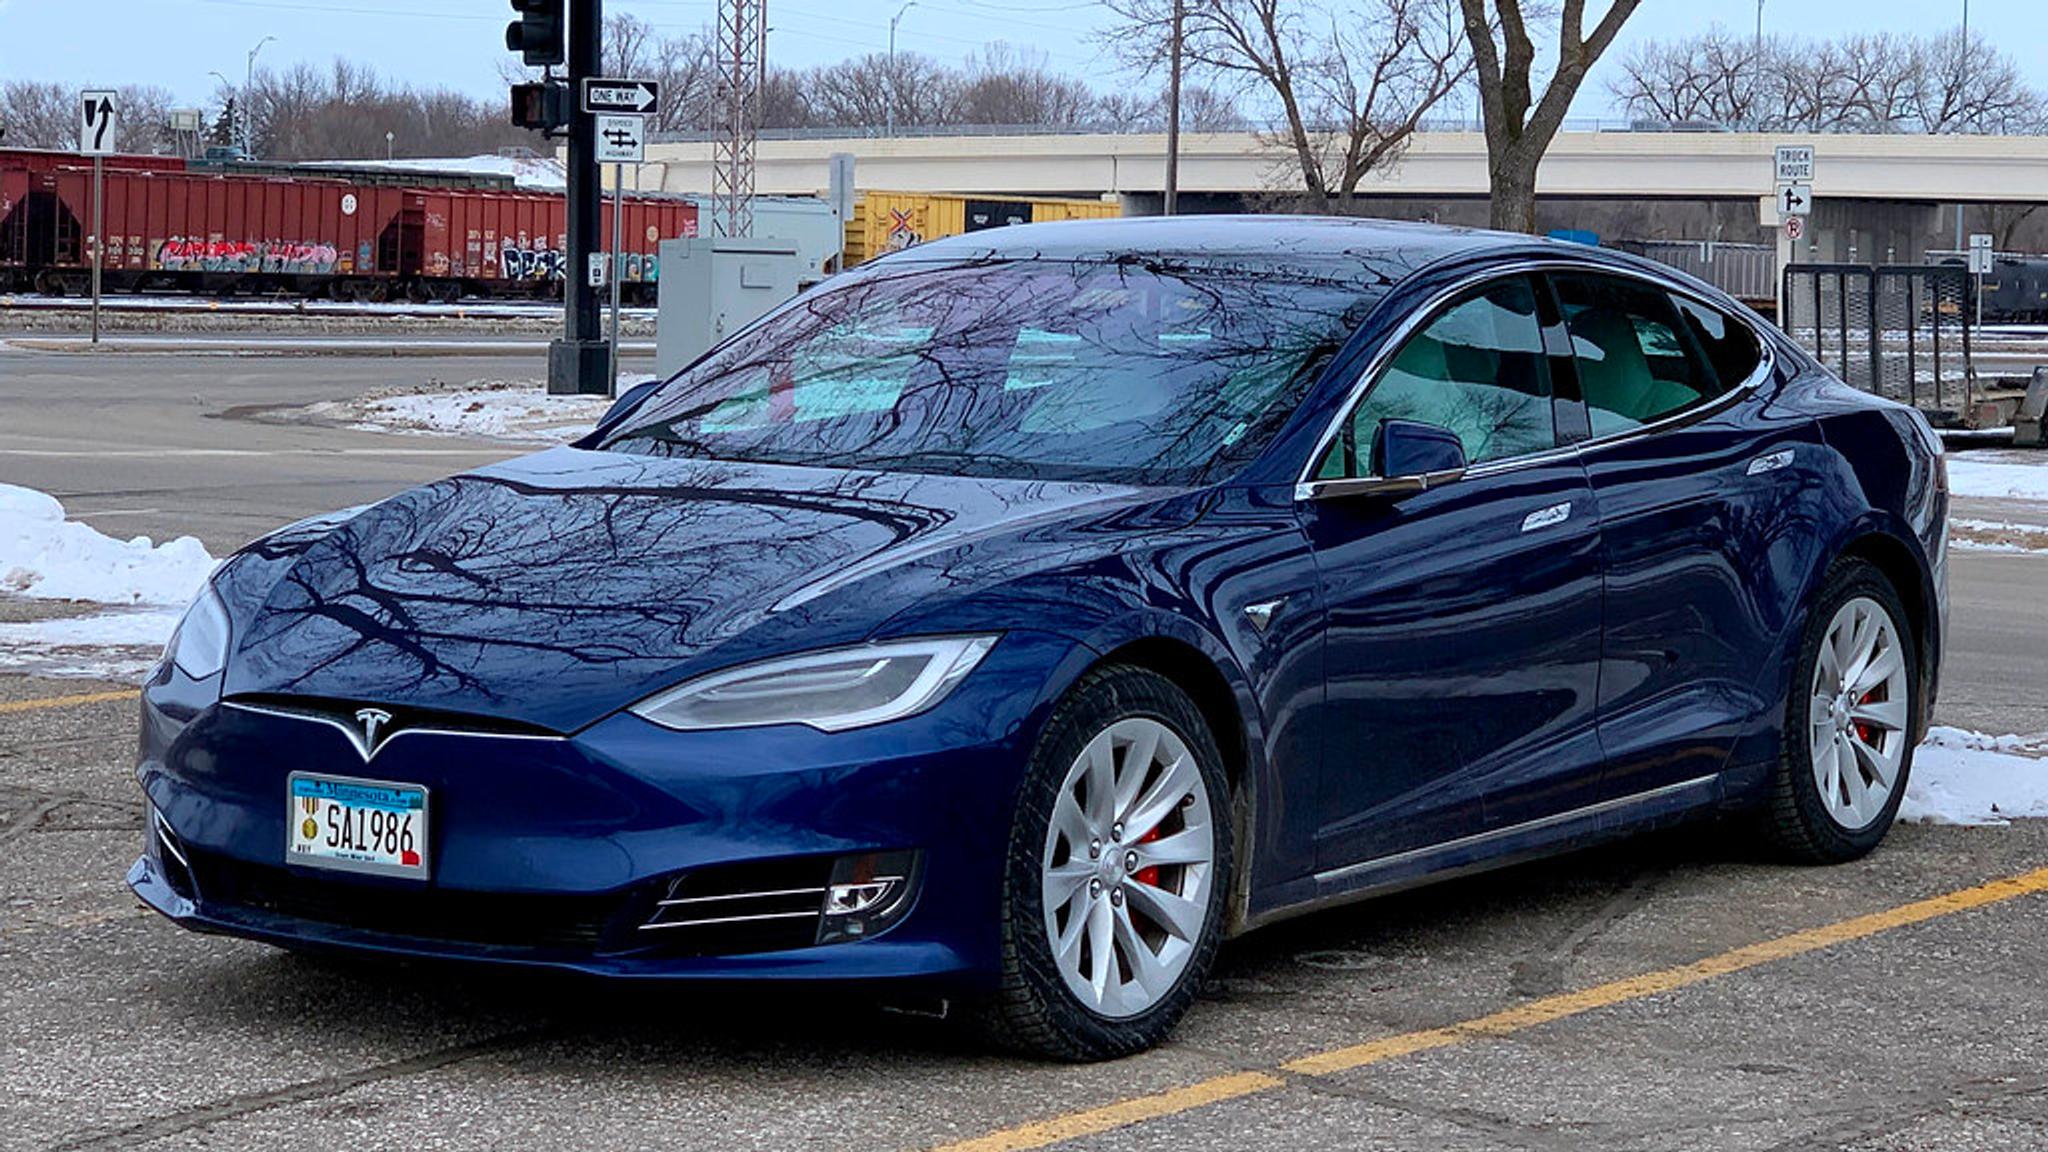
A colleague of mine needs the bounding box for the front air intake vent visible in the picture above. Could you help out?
[636,857,835,956]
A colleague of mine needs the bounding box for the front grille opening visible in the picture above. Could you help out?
[185,849,622,951]
[152,808,196,900]
[636,857,835,957]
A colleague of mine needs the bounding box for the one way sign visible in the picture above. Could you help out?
[1779,183,1813,217]
[583,77,660,115]
[594,114,646,164]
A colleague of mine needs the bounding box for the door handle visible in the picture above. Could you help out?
[1746,448,1795,476]
[1521,501,1572,533]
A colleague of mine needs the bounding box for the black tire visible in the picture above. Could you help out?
[1763,559,1919,864]
[984,665,1233,1061]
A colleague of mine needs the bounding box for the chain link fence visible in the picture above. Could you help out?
[1781,264,1974,424]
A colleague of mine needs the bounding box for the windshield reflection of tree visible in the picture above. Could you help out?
[609,259,1373,485]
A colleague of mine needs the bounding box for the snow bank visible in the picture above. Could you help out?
[0,483,217,680]
[1901,728,2048,826]
[1946,457,2048,502]
[303,378,650,444]
[0,484,216,605]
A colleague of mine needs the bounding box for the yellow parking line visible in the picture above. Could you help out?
[0,689,138,715]
[932,865,2048,1152]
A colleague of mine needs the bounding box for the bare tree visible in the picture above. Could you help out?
[957,43,1097,127]
[1108,0,1470,211]
[1612,27,2045,135]
[1460,0,1643,232]
[242,61,535,161]
[801,52,963,130]
[1,80,178,152]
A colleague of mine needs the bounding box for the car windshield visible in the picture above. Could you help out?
[602,258,1378,485]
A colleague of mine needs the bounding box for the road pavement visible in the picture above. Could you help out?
[4,346,2048,1151]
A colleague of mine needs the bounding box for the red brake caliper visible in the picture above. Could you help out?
[1134,825,1162,888]
[1854,682,1886,745]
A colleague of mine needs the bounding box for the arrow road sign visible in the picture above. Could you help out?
[594,114,646,164]
[79,90,118,155]
[1779,183,1813,217]
[583,77,659,115]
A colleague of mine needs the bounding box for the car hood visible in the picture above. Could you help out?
[220,447,1161,731]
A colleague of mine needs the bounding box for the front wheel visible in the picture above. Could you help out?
[1765,560,1919,863]
[987,666,1232,1061]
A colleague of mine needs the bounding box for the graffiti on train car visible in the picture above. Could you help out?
[498,242,660,283]
[154,238,342,274]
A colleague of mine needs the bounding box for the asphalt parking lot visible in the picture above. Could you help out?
[6,344,2048,1151]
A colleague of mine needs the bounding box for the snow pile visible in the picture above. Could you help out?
[304,378,651,444]
[0,483,218,680]
[1901,728,2048,826]
[310,154,568,190]
[1948,517,2048,556]
[1946,456,2048,502]
[0,484,215,605]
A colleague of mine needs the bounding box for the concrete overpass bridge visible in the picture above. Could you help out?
[635,130,2048,264]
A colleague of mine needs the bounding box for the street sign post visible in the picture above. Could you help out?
[583,78,659,115]
[79,90,118,346]
[591,111,647,394]
[1779,183,1813,218]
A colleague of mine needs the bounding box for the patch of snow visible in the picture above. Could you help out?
[309,154,569,191]
[0,483,217,680]
[1901,727,2048,826]
[1947,517,2048,555]
[303,378,653,444]
[1945,456,2048,502]
[1,484,216,605]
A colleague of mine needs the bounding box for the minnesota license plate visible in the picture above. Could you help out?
[287,772,430,879]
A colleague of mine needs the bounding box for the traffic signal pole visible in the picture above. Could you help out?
[549,0,611,395]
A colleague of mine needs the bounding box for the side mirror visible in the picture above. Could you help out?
[1374,419,1468,479]
[574,377,665,448]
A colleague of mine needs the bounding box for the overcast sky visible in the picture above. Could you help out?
[0,0,2030,123]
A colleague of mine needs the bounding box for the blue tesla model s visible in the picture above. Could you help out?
[132,217,1946,1059]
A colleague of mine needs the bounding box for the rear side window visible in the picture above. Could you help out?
[1318,275,1554,478]
[1672,295,1763,390]
[1552,273,1731,436]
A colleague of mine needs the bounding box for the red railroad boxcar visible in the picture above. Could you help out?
[0,152,696,303]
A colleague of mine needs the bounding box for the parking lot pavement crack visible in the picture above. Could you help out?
[1754,1072,2048,1151]
[1291,1074,1596,1151]
[1509,870,1668,998]
[45,1027,556,1152]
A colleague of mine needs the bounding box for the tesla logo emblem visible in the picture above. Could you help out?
[354,708,394,752]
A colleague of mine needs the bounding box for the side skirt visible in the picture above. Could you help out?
[1238,773,1724,934]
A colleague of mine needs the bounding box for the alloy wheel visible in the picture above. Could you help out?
[1808,595,1910,830]
[1040,717,1216,1019]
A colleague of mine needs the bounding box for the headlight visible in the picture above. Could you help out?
[163,584,231,681]
[629,635,998,732]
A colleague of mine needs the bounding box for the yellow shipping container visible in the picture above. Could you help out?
[844,192,1121,266]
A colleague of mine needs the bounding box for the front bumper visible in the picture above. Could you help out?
[130,630,1085,988]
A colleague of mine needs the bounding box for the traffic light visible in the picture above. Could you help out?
[506,0,565,67]
[510,81,569,133]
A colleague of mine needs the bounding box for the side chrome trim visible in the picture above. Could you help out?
[223,700,564,763]
[1310,773,1720,889]
[1295,257,1777,496]
[636,909,819,931]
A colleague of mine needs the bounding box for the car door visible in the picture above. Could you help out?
[1545,269,1823,797]
[1297,273,1608,874]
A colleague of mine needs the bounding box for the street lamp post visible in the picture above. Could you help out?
[243,35,276,156]
[208,70,232,147]
[1956,0,1970,249]
[386,131,395,161]
[886,1,916,138]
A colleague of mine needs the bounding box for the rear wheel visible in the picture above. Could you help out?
[987,666,1231,1061]
[1765,560,1918,863]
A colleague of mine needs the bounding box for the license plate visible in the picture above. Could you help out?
[287,772,430,879]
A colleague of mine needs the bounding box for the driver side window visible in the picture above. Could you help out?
[1317,276,1555,479]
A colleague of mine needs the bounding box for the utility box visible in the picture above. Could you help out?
[654,236,802,377]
